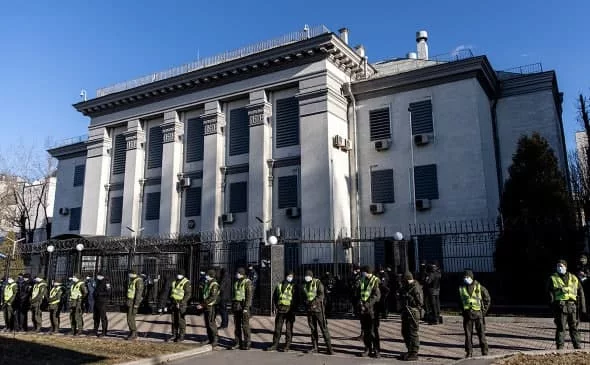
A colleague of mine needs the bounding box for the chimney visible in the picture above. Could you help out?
[354,45,365,58]
[407,52,417,59]
[338,28,349,44]
[416,30,428,60]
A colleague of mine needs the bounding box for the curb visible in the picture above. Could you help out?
[116,344,212,365]
[451,348,590,364]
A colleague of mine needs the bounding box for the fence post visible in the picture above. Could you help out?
[257,244,284,316]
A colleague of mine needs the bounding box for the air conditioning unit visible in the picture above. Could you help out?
[221,213,234,224]
[342,139,352,151]
[59,208,70,216]
[187,219,196,230]
[414,134,431,146]
[415,199,432,211]
[374,139,391,151]
[179,177,191,188]
[285,207,301,218]
[332,135,346,149]
[369,203,385,215]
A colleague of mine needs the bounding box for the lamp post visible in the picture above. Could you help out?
[45,244,55,282]
[75,243,84,276]
[126,226,144,271]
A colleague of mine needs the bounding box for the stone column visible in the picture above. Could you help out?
[200,101,226,233]
[159,111,184,235]
[121,120,145,236]
[247,90,273,238]
[80,127,112,235]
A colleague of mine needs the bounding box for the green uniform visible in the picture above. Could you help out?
[398,281,423,358]
[231,277,253,349]
[170,277,192,340]
[69,280,88,335]
[30,280,48,332]
[2,282,17,331]
[548,272,586,349]
[459,281,491,356]
[358,275,381,356]
[303,278,333,354]
[202,279,220,346]
[126,276,144,337]
[268,281,296,351]
[48,285,64,333]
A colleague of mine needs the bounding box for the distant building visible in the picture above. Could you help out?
[48,26,567,270]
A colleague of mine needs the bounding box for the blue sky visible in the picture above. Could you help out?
[0,0,588,159]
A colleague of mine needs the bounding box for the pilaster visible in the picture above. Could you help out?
[121,120,145,236]
[159,111,184,235]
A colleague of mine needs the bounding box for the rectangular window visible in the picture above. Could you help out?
[145,192,161,220]
[414,164,439,200]
[278,175,298,208]
[275,97,300,147]
[147,126,163,169]
[229,108,249,156]
[112,134,127,175]
[371,169,395,203]
[73,164,85,187]
[185,118,204,162]
[69,207,82,231]
[185,187,202,217]
[369,108,391,141]
[109,196,123,224]
[229,182,248,213]
[410,100,433,135]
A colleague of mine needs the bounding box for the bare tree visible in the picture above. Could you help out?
[572,93,590,224]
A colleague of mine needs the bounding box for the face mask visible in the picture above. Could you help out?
[581,259,588,265]
[129,274,136,279]
[286,276,293,282]
[96,276,104,281]
[177,275,184,280]
[7,279,14,284]
[86,277,91,281]
[464,277,473,285]
[557,266,566,275]
[236,273,243,279]
[205,275,212,281]
[71,277,79,283]
[35,278,42,283]
[54,283,61,287]
[304,276,312,282]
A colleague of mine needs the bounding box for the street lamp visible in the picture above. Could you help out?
[75,243,84,276]
[393,232,404,241]
[267,235,278,245]
[45,245,55,282]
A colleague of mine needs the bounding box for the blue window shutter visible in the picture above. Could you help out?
[410,100,433,135]
[371,169,395,203]
[109,197,123,224]
[69,207,82,231]
[278,175,298,208]
[148,127,163,169]
[185,118,204,162]
[275,97,300,147]
[73,164,85,187]
[229,108,249,156]
[229,182,248,213]
[185,187,202,217]
[369,108,391,141]
[112,134,127,175]
[145,192,161,220]
[414,164,439,199]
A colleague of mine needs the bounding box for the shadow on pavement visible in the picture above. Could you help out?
[0,336,107,365]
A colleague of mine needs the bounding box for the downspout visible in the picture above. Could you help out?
[342,82,360,239]
[490,98,503,201]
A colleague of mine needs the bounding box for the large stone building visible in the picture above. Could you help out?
[48,26,567,269]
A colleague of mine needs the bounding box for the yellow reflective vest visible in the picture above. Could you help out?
[551,273,579,302]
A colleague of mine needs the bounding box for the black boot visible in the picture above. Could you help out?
[306,341,318,354]
[265,343,278,351]
[360,348,370,357]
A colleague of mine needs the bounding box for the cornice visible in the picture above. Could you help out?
[47,142,87,160]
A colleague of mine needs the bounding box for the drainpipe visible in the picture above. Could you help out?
[490,98,503,201]
[342,82,360,240]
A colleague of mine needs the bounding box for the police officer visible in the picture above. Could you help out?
[2,277,17,332]
[350,264,363,340]
[358,266,381,358]
[377,267,390,319]
[30,275,48,332]
[93,273,110,337]
[169,269,192,342]
[548,260,586,349]
[265,271,296,352]
[16,273,32,331]
[69,274,87,336]
[229,267,253,350]
[426,262,442,325]
[398,272,422,361]
[576,254,590,320]
[303,270,333,355]
[197,269,220,348]
[126,270,143,340]
[48,279,64,334]
[217,268,230,330]
[460,270,490,357]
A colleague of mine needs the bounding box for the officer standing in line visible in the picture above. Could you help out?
[548,260,586,349]
[460,270,491,357]
[197,269,220,348]
[47,279,64,334]
[30,275,48,332]
[93,273,111,337]
[265,271,297,352]
[126,270,144,340]
[350,264,363,340]
[217,268,230,330]
[169,269,191,342]
[230,267,253,350]
[358,266,382,358]
[16,273,32,332]
[377,267,390,319]
[303,270,334,355]
[69,274,87,336]
[398,272,422,361]
[575,254,590,320]
[2,277,17,332]
[426,262,442,325]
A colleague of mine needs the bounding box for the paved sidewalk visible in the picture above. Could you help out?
[6,312,590,364]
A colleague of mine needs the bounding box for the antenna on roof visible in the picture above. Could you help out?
[303,24,310,39]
